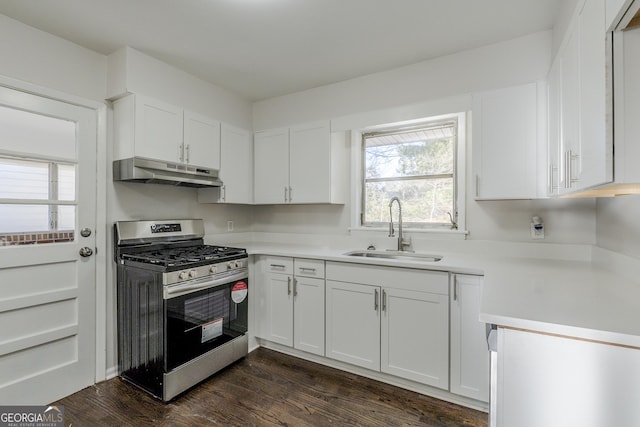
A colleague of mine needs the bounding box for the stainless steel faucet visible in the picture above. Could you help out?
[388,197,411,252]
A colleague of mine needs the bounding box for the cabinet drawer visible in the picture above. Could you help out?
[263,256,293,274]
[294,258,325,278]
[326,261,448,295]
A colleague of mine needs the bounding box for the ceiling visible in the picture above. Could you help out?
[0,0,564,101]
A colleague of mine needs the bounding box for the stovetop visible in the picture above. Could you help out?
[121,244,247,269]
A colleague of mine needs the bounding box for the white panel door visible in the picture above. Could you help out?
[219,124,253,204]
[381,287,449,389]
[254,128,289,204]
[289,121,331,203]
[325,280,380,371]
[293,276,325,356]
[133,94,183,164]
[264,273,293,346]
[497,328,640,427]
[183,110,220,170]
[473,83,538,199]
[450,275,490,402]
[0,86,97,404]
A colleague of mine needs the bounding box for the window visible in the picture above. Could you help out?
[0,104,77,245]
[361,118,458,228]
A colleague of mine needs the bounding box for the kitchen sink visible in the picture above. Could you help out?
[343,250,442,262]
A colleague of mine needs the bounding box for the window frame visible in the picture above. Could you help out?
[353,112,467,235]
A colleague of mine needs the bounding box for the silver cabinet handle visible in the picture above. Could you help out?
[284,186,288,202]
[382,289,387,312]
[564,151,570,189]
[453,276,458,301]
[179,143,185,162]
[299,267,316,272]
[221,185,226,202]
[289,186,292,202]
[185,144,191,163]
[287,276,291,295]
[569,150,579,185]
[475,175,479,197]
[374,288,379,311]
[270,264,286,270]
[293,278,297,297]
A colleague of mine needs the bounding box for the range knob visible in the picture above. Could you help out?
[235,260,243,268]
[178,271,188,280]
[189,270,197,279]
[209,265,218,274]
[227,261,235,270]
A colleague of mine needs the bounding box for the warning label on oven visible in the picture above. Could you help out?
[231,281,248,303]
[202,318,223,343]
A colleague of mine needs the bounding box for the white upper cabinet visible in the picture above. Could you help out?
[550,0,611,195]
[254,127,290,204]
[472,82,544,199]
[198,124,253,204]
[113,93,221,171]
[183,111,221,170]
[254,121,346,205]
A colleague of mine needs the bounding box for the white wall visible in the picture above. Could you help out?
[0,14,106,101]
[596,197,640,258]
[251,30,597,244]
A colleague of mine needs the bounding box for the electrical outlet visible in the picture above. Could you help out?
[227,220,234,232]
[530,223,544,239]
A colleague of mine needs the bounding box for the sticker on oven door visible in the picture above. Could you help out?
[202,317,223,343]
[231,281,248,303]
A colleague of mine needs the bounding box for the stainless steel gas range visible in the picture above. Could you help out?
[114,219,248,401]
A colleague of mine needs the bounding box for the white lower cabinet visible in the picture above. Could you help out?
[256,256,325,356]
[381,287,449,388]
[450,274,490,402]
[325,280,380,370]
[497,327,640,427]
[325,262,449,389]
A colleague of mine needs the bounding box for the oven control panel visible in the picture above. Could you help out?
[164,257,248,284]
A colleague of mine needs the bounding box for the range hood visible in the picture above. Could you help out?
[113,157,223,188]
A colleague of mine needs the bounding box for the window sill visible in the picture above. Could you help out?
[349,227,468,240]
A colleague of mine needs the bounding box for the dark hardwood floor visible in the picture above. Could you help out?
[55,348,488,426]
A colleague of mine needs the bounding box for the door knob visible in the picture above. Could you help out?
[80,227,92,237]
[79,247,93,257]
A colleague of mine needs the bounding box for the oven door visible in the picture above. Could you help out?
[164,274,248,371]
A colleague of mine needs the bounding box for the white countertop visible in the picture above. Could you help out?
[209,237,640,348]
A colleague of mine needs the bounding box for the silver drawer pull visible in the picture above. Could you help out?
[270,264,286,269]
[299,267,316,272]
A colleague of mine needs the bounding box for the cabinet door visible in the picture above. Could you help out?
[254,128,289,204]
[325,280,380,370]
[263,272,294,346]
[560,27,581,192]
[472,83,538,199]
[497,328,640,427]
[547,58,562,196]
[450,275,489,402]
[293,276,325,356]
[289,121,331,203]
[578,0,609,188]
[220,124,253,204]
[134,95,183,163]
[381,287,449,389]
[183,110,221,170]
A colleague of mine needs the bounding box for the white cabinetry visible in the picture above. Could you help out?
[449,274,489,402]
[472,82,545,199]
[254,121,346,204]
[256,256,325,356]
[549,0,610,195]
[496,327,640,427]
[198,124,253,204]
[325,280,380,370]
[113,93,221,170]
[325,262,449,389]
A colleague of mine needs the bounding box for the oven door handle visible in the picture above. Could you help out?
[164,271,248,299]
